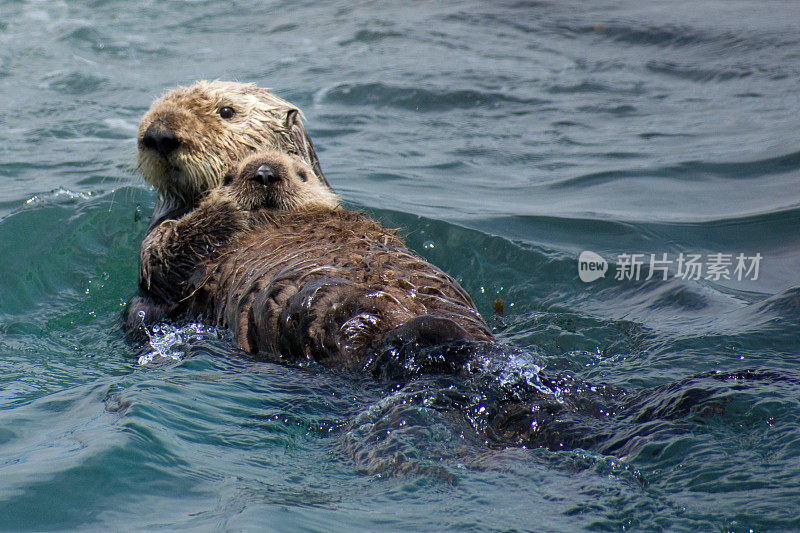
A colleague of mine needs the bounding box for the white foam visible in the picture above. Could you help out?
[137,322,216,366]
[25,187,93,205]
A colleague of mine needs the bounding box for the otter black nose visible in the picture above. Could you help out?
[253,164,279,185]
[141,120,180,158]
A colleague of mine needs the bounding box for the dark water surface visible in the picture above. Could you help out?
[2,0,800,530]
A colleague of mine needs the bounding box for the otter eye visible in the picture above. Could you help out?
[219,106,235,119]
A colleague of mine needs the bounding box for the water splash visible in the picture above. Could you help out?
[466,345,556,400]
[137,320,219,365]
[25,187,94,206]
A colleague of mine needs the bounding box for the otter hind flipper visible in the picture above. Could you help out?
[383,315,472,347]
[370,315,477,381]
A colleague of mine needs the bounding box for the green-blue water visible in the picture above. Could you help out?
[2,1,800,530]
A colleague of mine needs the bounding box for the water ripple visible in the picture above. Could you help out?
[1,0,799,529]
[551,149,800,189]
[318,82,548,111]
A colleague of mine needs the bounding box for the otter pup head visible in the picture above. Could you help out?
[224,150,340,212]
[138,80,327,213]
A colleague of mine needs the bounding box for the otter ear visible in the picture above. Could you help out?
[284,108,330,190]
[284,108,300,129]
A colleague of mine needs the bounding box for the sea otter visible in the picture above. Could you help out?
[129,153,638,453]
[131,150,494,377]
[137,80,327,224]
[128,80,328,327]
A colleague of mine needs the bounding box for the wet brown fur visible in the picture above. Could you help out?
[187,206,494,369]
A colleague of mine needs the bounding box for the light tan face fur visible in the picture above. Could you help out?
[223,151,340,212]
[138,80,315,205]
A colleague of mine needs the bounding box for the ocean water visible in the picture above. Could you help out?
[1,0,800,530]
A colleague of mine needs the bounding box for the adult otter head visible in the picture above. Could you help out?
[138,80,327,217]
[223,150,340,212]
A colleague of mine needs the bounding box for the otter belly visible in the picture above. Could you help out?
[187,211,494,371]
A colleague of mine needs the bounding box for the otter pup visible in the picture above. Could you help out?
[137,80,327,223]
[134,151,339,316]
[131,151,494,376]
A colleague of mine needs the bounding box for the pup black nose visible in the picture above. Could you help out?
[141,120,180,158]
[253,164,279,185]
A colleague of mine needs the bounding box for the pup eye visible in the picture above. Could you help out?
[222,167,237,185]
[219,106,235,119]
